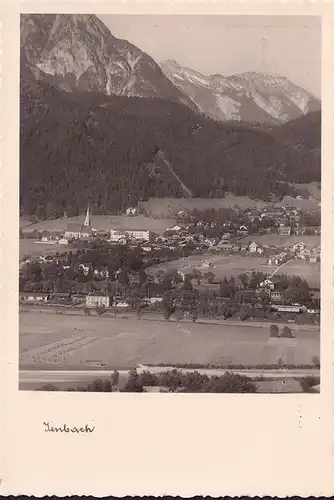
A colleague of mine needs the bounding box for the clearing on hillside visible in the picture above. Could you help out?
[139,193,320,217]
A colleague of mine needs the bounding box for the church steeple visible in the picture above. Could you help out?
[81,201,92,235]
[83,201,91,227]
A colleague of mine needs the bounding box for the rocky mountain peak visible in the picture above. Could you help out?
[161,61,320,125]
[20,14,197,109]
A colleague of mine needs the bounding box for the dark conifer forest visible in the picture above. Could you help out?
[20,70,321,219]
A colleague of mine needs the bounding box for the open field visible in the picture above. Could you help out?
[277,260,320,288]
[20,215,176,235]
[147,253,319,287]
[19,311,320,370]
[239,234,320,248]
[139,193,320,217]
[19,240,75,260]
[149,254,271,278]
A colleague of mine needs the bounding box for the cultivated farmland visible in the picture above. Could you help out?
[19,311,320,370]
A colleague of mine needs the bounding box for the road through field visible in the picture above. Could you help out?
[269,258,293,277]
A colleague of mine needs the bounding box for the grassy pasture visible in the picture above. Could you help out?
[149,254,271,280]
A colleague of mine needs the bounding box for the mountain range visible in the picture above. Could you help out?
[161,60,320,125]
[21,13,320,125]
[20,14,321,217]
[20,14,196,110]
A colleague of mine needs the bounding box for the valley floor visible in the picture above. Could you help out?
[19,311,320,372]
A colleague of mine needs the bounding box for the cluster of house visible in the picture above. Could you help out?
[290,241,321,263]
[177,205,321,237]
[19,270,320,315]
[19,290,113,309]
[24,201,320,257]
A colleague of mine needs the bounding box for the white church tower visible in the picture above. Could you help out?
[81,201,92,237]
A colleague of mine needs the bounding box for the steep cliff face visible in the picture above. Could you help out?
[20,14,197,110]
[161,60,320,125]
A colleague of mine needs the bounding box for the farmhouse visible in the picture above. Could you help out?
[109,229,127,242]
[267,256,280,266]
[178,270,187,281]
[19,292,50,303]
[292,241,306,253]
[126,230,151,241]
[50,292,72,304]
[248,241,258,253]
[270,291,283,302]
[237,225,249,236]
[259,278,275,290]
[278,226,292,236]
[86,292,110,309]
[249,241,263,254]
[78,263,91,276]
[294,227,306,236]
[125,207,138,216]
[272,305,305,313]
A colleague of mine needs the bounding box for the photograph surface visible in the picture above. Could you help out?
[19,14,321,394]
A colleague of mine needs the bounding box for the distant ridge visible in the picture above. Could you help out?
[161,59,320,125]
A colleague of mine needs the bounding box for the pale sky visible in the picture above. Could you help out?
[100,15,321,98]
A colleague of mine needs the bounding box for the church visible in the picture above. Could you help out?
[64,203,93,240]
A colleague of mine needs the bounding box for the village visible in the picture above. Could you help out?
[19,202,321,324]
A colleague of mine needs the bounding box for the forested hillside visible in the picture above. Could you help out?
[20,73,321,219]
[271,111,321,151]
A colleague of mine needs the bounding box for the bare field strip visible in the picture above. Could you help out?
[19,312,320,370]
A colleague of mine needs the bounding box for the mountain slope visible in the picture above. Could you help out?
[271,111,321,151]
[270,111,321,182]
[161,59,320,125]
[20,14,197,110]
[20,73,320,218]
